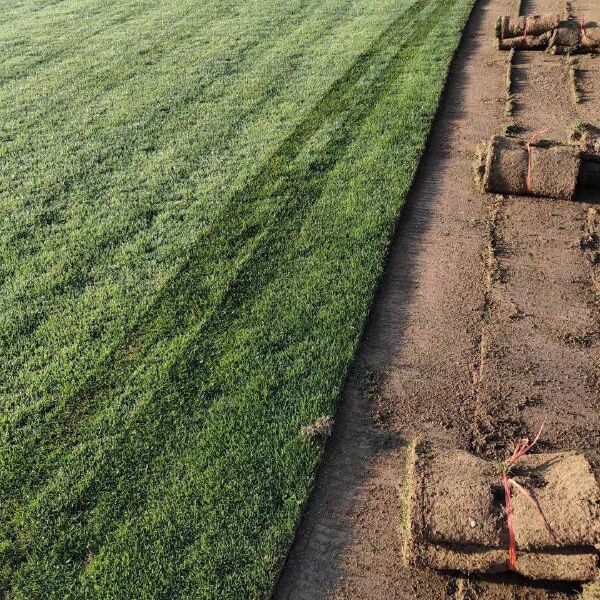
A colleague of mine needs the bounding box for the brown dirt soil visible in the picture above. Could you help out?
[273,0,600,598]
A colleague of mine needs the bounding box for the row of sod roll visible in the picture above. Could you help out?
[496,13,600,53]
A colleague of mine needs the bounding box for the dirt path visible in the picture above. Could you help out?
[274,0,600,598]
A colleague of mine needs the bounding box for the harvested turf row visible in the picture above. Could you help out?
[0,1,478,597]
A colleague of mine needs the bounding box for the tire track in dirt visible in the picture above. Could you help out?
[274,0,599,597]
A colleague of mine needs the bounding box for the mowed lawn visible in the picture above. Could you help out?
[1,0,474,597]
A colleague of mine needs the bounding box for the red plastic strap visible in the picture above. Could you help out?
[501,423,545,572]
[581,16,586,39]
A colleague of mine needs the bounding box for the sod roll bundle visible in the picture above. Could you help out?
[407,448,600,581]
[479,136,580,200]
[501,14,560,37]
[496,15,599,53]
[496,14,559,50]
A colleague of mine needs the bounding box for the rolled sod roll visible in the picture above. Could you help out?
[581,21,600,50]
[480,136,580,200]
[524,13,560,35]
[481,136,528,195]
[499,14,559,39]
[528,140,581,199]
[547,21,581,53]
[499,15,525,38]
[498,30,553,50]
[407,448,600,581]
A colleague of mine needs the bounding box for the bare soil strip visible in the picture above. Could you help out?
[274,0,600,598]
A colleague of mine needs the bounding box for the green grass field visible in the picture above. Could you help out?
[1,0,474,597]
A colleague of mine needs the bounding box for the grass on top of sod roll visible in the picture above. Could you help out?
[0,0,475,597]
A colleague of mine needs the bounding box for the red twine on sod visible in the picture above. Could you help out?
[501,422,556,571]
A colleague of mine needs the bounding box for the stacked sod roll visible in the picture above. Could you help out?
[479,136,581,200]
[496,14,600,53]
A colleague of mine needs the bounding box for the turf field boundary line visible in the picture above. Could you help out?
[268,0,483,593]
